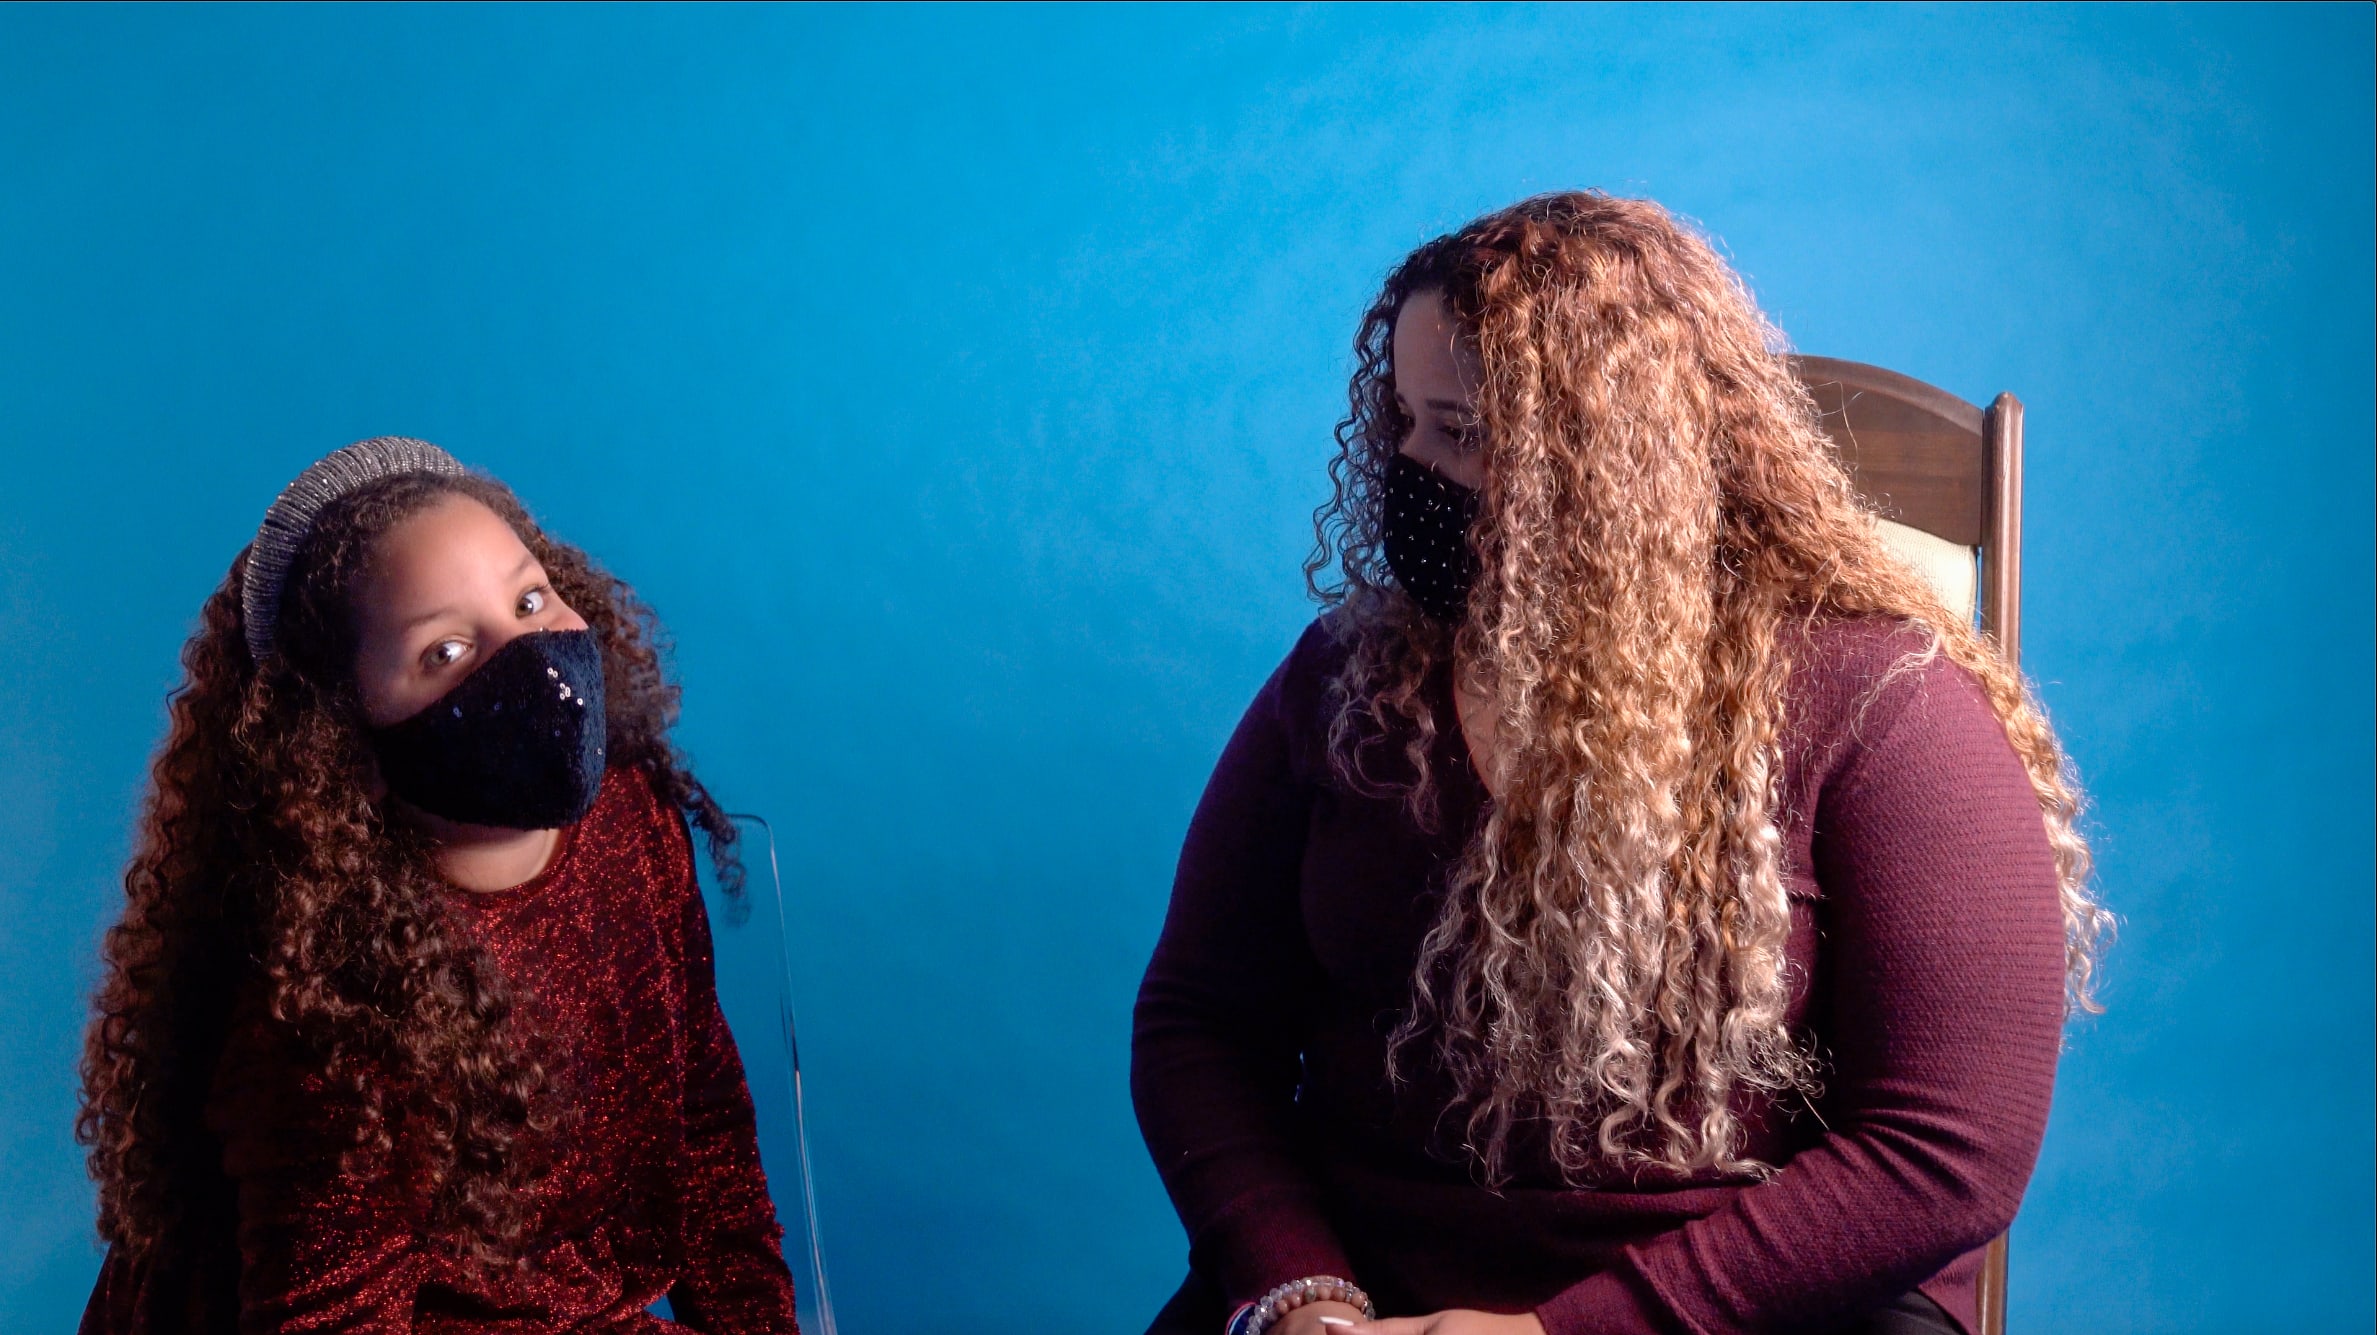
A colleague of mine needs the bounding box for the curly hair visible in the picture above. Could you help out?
[77,469,741,1270]
[1308,191,2112,1186]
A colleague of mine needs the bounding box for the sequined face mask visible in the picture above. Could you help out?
[370,629,608,829]
[1383,452,1482,623]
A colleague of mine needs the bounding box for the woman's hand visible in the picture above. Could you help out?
[1342,1311,1547,1335]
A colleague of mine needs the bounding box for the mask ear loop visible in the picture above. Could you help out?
[724,812,838,1335]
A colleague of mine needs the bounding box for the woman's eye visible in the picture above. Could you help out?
[518,586,548,617]
[423,639,468,670]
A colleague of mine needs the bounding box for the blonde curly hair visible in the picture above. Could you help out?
[1306,191,2109,1186]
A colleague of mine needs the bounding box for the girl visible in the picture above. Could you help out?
[1132,194,2110,1335]
[77,438,799,1333]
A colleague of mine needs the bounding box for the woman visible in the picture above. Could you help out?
[1131,193,2108,1335]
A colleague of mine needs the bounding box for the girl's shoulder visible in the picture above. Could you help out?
[599,761,683,833]
[565,765,700,902]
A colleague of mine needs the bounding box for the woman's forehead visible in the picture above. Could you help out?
[1392,291,1480,397]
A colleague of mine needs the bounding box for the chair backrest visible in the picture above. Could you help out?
[1791,355,2023,659]
[1789,355,2022,1335]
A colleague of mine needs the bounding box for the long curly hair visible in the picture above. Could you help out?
[77,468,741,1270]
[1308,192,2111,1186]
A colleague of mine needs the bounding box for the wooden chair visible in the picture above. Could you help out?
[1790,354,2022,1335]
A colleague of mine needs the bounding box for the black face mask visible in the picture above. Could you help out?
[370,629,608,830]
[1383,452,1482,623]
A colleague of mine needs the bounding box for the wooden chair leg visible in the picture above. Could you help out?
[1974,1233,2009,1334]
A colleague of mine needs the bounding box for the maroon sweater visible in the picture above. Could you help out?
[81,768,799,1335]
[1131,614,2067,1335]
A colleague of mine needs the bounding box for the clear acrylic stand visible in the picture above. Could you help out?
[689,812,839,1335]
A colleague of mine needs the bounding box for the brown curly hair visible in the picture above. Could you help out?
[77,469,741,1270]
[1309,191,2111,1185]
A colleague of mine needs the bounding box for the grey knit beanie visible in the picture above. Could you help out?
[240,436,467,662]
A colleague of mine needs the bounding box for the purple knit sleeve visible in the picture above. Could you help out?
[1132,633,1360,1309]
[1538,650,2069,1335]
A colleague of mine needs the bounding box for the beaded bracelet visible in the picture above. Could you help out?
[1224,1275,1375,1335]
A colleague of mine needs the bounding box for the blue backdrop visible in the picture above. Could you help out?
[1,5,2368,1332]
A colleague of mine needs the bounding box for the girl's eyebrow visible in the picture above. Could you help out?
[398,603,464,634]
[393,553,540,634]
[1424,398,1471,413]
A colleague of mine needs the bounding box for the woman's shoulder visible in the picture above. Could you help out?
[1283,608,1358,682]
[1253,610,1361,734]
[1778,611,2011,792]
[1779,609,1938,677]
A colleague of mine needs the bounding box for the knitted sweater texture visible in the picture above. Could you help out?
[1131,614,2067,1335]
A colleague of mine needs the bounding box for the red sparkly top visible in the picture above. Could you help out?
[81,767,800,1335]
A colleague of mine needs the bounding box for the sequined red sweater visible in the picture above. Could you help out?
[80,767,799,1335]
[1131,614,2069,1335]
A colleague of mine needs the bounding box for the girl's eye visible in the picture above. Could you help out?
[518,586,548,617]
[423,639,468,671]
[1443,418,1485,451]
